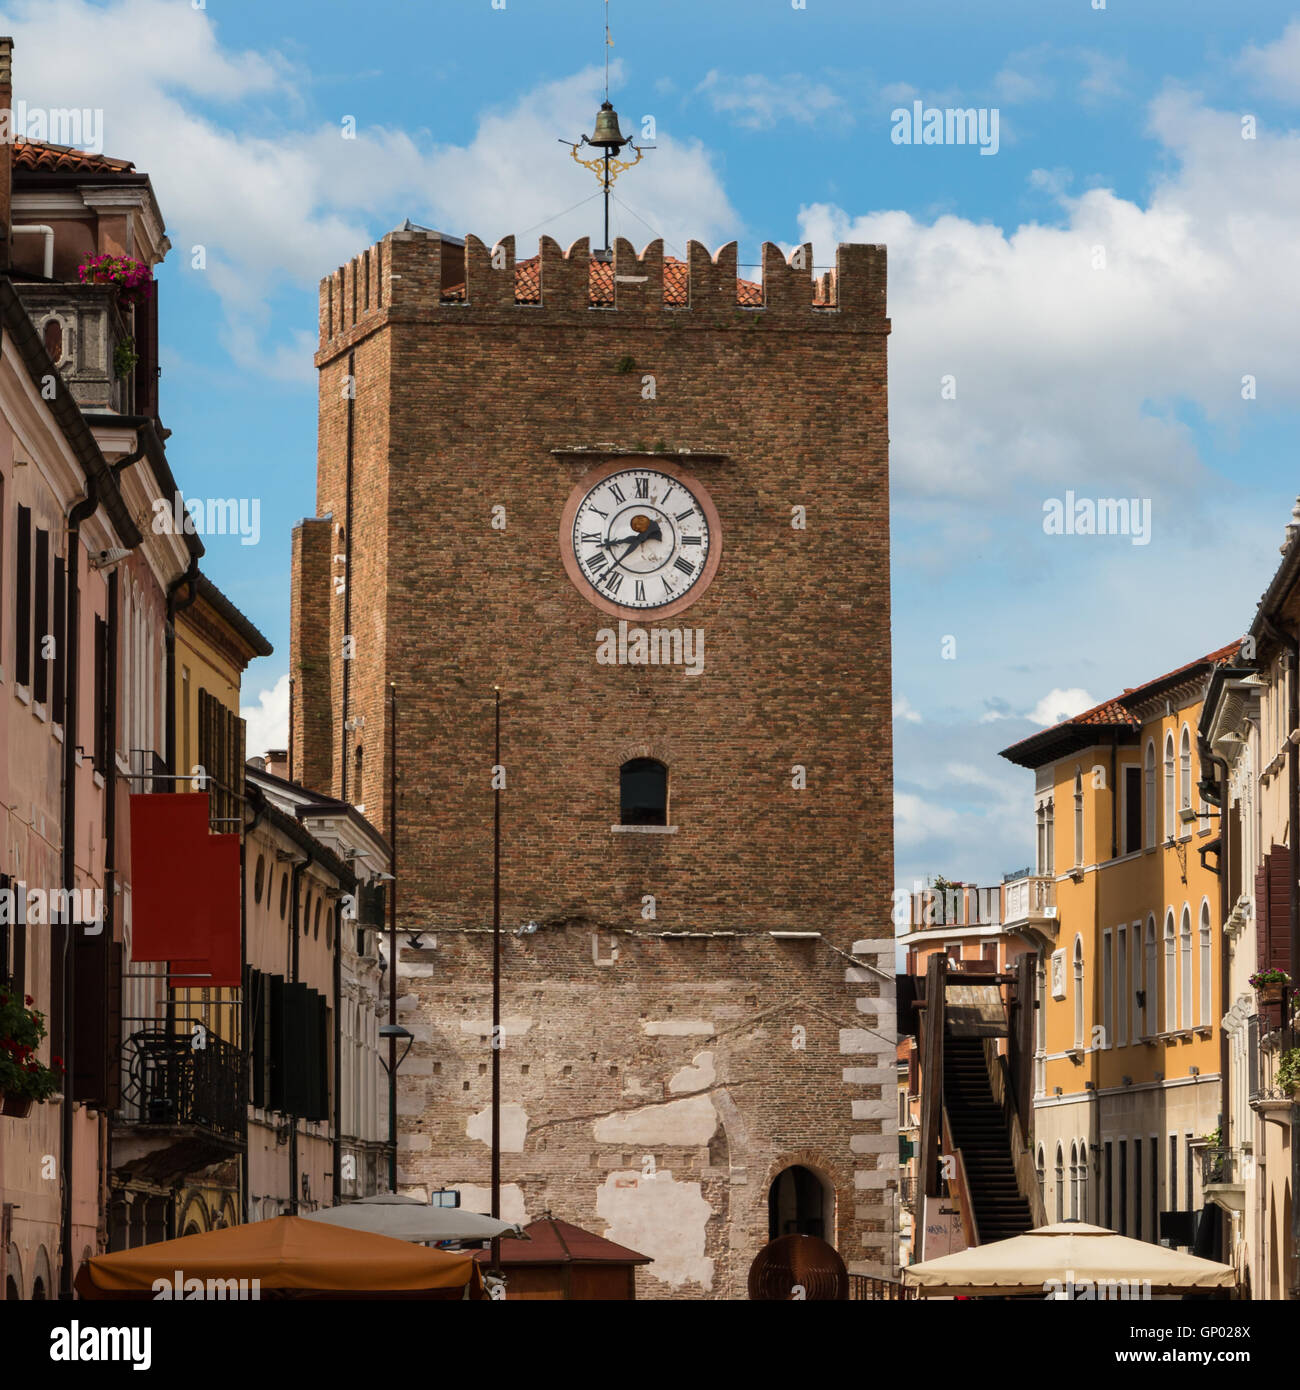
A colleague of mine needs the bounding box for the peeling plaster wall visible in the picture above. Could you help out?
[394,932,897,1299]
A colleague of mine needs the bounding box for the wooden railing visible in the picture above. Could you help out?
[986,1040,1048,1228]
[849,1274,914,1301]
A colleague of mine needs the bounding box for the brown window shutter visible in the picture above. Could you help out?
[1255,862,1270,975]
[106,940,123,1110]
[1268,847,1293,974]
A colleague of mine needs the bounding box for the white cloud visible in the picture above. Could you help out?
[695,69,847,130]
[893,695,922,723]
[242,674,289,758]
[894,792,961,849]
[797,79,1300,517]
[1026,687,1096,728]
[4,0,738,374]
[1236,20,1300,104]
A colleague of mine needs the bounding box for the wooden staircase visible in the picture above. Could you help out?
[942,1035,1034,1243]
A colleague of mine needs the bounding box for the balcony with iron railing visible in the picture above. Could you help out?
[1196,1144,1248,1215]
[1002,874,1057,944]
[1250,1020,1299,1118]
[117,1025,245,1146]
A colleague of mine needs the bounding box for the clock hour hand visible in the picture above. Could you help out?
[604,522,662,570]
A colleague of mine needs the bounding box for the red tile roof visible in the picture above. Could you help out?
[448,255,807,307]
[1061,641,1244,731]
[13,139,136,175]
[471,1216,650,1265]
[1000,640,1243,766]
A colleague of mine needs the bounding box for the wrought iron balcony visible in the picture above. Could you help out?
[1196,1146,1241,1188]
[1249,1020,1299,1113]
[119,1027,245,1144]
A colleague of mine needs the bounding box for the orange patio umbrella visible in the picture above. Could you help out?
[76,1215,485,1300]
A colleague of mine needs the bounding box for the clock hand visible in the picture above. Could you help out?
[604,522,663,572]
[602,522,663,552]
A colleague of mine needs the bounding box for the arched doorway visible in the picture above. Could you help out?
[768,1164,832,1242]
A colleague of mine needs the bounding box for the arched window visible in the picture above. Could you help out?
[1163,733,1176,839]
[1073,769,1084,866]
[1070,1142,1080,1219]
[620,758,667,825]
[1164,911,1176,1031]
[1078,1141,1089,1220]
[1144,916,1158,1038]
[1144,741,1156,846]
[1073,935,1085,1049]
[279,874,289,921]
[1180,906,1193,1028]
[1036,1145,1046,1199]
[1199,900,1212,1026]
[1179,725,1192,817]
[314,899,323,940]
[254,854,266,905]
[354,745,364,807]
[1054,1145,1065,1222]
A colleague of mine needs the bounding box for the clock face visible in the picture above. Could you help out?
[559,463,722,619]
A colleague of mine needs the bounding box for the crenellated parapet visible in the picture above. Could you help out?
[317,225,887,361]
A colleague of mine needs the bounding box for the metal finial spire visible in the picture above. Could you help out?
[558,0,653,260]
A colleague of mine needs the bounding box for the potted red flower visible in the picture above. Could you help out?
[77,253,154,310]
[1250,969,1291,1006]
[0,990,64,1118]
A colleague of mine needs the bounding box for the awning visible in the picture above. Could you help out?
[901,1222,1237,1297]
[302,1193,524,1243]
[76,1215,484,1299]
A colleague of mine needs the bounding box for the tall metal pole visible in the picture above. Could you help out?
[490,686,502,1271]
[388,682,398,1191]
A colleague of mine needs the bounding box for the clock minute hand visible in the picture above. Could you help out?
[604,522,662,571]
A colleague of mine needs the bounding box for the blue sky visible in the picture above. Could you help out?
[8,0,1300,891]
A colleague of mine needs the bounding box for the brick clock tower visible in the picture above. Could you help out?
[292,214,896,1297]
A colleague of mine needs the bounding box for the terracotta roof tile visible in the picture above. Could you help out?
[1004,640,1244,757]
[449,255,786,307]
[13,139,136,175]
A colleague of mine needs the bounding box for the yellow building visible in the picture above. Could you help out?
[1000,643,1239,1247]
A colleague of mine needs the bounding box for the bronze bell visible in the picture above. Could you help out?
[588,101,628,151]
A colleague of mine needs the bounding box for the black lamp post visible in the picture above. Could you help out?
[379,1022,414,1191]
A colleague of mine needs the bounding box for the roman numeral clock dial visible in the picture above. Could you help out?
[559,463,723,620]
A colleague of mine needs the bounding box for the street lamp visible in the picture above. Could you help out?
[379,1022,414,1192]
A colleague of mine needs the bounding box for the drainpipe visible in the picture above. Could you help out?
[289,851,316,1215]
[12,224,54,278]
[241,794,267,1224]
[1199,735,1231,1188]
[100,568,118,1254]
[59,482,99,1299]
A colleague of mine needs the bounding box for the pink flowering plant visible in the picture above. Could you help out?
[77,253,154,309]
[0,990,64,1103]
[1249,969,1291,989]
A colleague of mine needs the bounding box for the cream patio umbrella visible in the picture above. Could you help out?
[901,1222,1237,1298]
[302,1192,524,1243]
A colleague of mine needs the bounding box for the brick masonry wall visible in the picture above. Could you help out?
[297,228,897,1296]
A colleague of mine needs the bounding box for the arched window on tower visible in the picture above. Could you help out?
[620,758,667,825]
